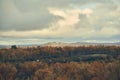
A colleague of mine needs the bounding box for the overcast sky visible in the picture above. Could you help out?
[0,0,120,45]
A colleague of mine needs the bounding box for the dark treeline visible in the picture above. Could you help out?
[0,45,120,63]
[0,45,120,80]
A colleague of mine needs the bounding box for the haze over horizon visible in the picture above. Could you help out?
[0,0,120,45]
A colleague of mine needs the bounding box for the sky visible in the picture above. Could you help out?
[0,0,120,45]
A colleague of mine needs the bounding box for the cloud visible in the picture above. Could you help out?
[0,0,104,31]
[47,7,93,37]
[0,7,93,38]
[100,27,119,36]
[0,0,56,31]
[0,0,120,43]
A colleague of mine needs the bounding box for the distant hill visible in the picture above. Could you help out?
[0,42,120,48]
[0,45,10,49]
[42,42,120,47]
[42,42,74,47]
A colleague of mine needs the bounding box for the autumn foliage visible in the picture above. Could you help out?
[0,45,120,80]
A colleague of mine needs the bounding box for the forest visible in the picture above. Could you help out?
[0,45,120,80]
